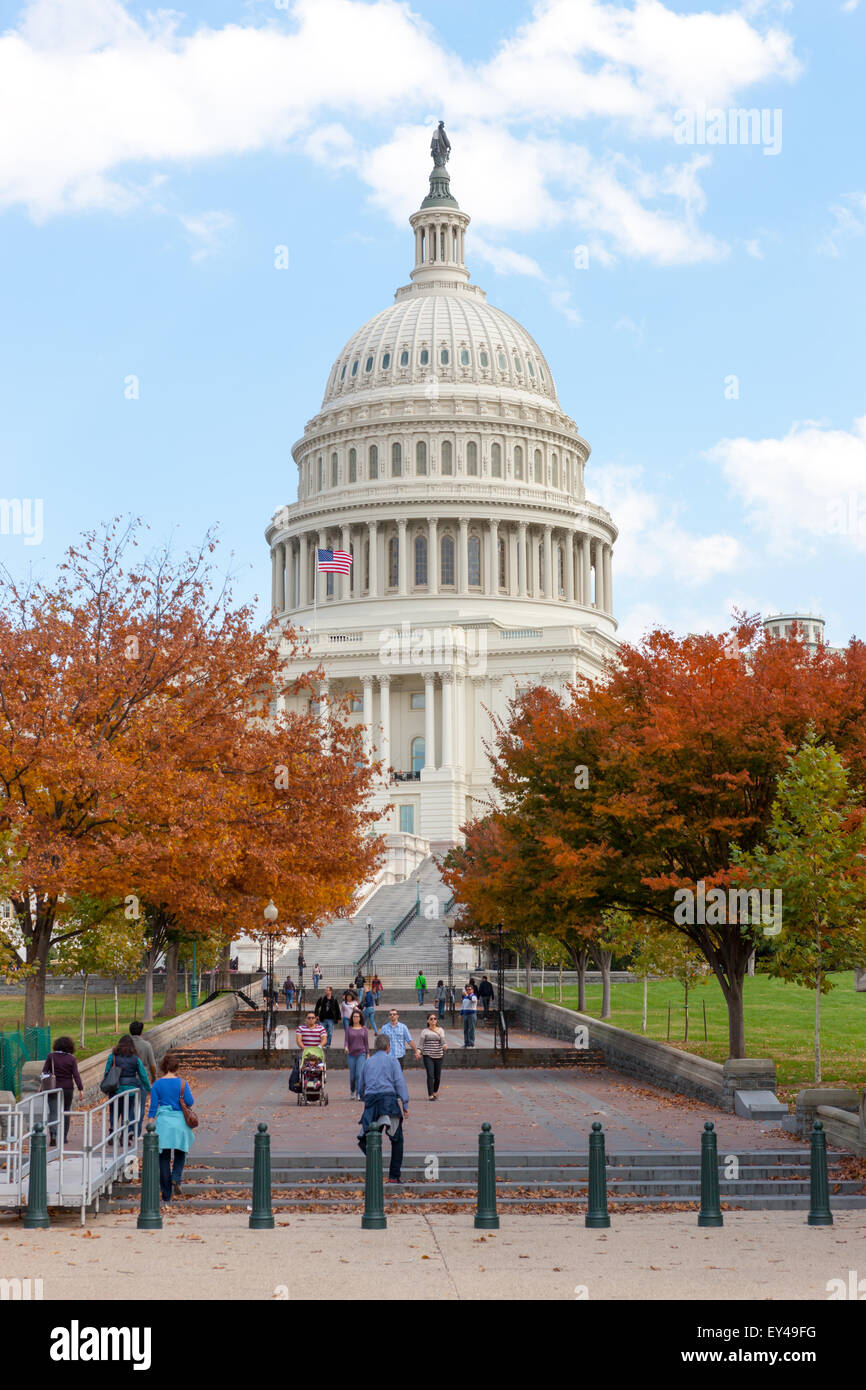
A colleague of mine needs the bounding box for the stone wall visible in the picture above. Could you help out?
[504,987,777,1111]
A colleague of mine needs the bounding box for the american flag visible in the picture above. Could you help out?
[317,548,353,575]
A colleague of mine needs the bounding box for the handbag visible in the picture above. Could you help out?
[100,1059,121,1096]
[177,1077,199,1129]
[40,1053,57,1092]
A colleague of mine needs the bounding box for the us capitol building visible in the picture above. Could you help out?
[266,126,618,876]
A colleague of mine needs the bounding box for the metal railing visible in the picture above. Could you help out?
[0,1087,141,1223]
[355,933,385,973]
[390,902,419,945]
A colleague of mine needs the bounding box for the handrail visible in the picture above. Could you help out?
[390,902,419,945]
[355,932,384,972]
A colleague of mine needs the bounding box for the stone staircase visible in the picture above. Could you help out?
[108,1149,866,1212]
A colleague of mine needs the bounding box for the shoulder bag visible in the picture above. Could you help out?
[176,1077,199,1129]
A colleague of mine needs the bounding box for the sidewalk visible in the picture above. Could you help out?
[2,1211,862,1300]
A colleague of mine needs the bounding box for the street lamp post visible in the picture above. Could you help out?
[366,915,372,973]
[447,926,455,1028]
[263,900,278,1053]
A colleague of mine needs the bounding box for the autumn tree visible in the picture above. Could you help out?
[0,521,383,1025]
[732,732,866,1081]
[447,617,866,1057]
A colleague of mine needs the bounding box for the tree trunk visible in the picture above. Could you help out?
[515,954,520,991]
[24,910,54,1029]
[558,962,563,1004]
[159,940,179,1017]
[723,977,746,1058]
[143,949,155,1022]
[525,952,533,996]
[217,940,231,991]
[591,947,613,1019]
[747,950,756,977]
[684,977,689,1042]
[814,966,822,1085]
[642,976,648,1033]
[577,950,587,1012]
[540,957,545,999]
[80,974,89,1048]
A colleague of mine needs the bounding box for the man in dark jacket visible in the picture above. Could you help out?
[478,975,495,1021]
[314,986,342,1046]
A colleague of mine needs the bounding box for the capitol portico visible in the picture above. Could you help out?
[265,130,619,860]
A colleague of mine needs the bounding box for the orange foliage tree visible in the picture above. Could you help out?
[444,616,866,1058]
[0,521,382,1025]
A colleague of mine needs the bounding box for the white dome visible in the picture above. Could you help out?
[321,291,558,409]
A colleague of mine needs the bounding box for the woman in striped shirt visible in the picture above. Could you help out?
[418,1014,447,1100]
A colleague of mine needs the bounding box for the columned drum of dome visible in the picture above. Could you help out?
[265,126,619,856]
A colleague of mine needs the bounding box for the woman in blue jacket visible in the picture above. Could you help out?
[148,1052,195,1202]
[104,1034,150,1139]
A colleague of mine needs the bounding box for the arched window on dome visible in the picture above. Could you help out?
[460,348,470,366]
[551,453,559,489]
[419,348,429,367]
[497,351,507,371]
[411,736,426,774]
[369,445,378,480]
[468,534,481,587]
[365,356,373,373]
[491,442,502,478]
[351,360,358,377]
[466,441,478,476]
[498,537,507,590]
[349,448,357,483]
[514,354,522,374]
[534,449,543,484]
[331,452,338,487]
[440,347,450,366]
[479,350,489,368]
[382,352,391,370]
[400,349,409,367]
[414,534,428,586]
[527,359,535,377]
[415,441,427,476]
[514,445,524,480]
[388,536,399,589]
[557,544,565,596]
[440,534,455,586]
[317,456,323,491]
[340,363,347,381]
[441,440,453,476]
[391,442,402,477]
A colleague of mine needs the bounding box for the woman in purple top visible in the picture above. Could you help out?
[42,1036,84,1146]
[344,1007,369,1100]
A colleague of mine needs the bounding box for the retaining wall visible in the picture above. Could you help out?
[504,987,776,1111]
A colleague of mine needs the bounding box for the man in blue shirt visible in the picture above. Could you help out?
[380,1009,421,1070]
[358,1034,411,1183]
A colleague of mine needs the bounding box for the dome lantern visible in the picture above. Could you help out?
[408,120,471,290]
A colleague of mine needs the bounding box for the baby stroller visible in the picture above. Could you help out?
[293,1046,328,1106]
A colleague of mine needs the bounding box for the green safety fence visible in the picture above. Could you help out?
[0,1025,50,1097]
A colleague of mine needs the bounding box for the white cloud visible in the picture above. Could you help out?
[0,0,801,267]
[744,237,764,259]
[708,414,866,554]
[818,193,866,257]
[594,461,741,586]
[469,235,544,280]
[179,209,234,262]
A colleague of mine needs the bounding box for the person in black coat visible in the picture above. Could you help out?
[478,975,495,1020]
[314,986,342,1046]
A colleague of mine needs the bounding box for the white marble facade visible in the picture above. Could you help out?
[265,162,618,852]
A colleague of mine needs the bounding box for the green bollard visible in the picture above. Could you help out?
[137,1122,163,1230]
[249,1121,275,1230]
[474,1122,500,1230]
[23,1121,50,1229]
[361,1126,387,1230]
[585,1121,611,1229]
[807,1120,833,1227]
[697,1121,724,1227]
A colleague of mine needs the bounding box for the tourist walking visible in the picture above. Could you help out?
[312,963,321,989]
[314,985,341,1046]
[415,969,427,1005]
[354,968,366,993]
[371,974,383,1006]
[284,976,295,1008]
[296,1011,327,1052]
[340,990,358,1043]
[103,1034,151,1138]
[357,1034,410,1183]
[41,1036,84,1146]
[345,1007,370,1099]
[419,1013,447,1100]
[380,1009,420,1070]
[477,975,494,1022]
[148,1052,196,1203]
[129,1020,157,1084]
[460,984,478,1048]
[361,985,378,1034]
[434,979,447,1020]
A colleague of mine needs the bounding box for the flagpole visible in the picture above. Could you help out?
[313,558,318,638]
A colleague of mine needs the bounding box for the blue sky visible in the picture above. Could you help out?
[1,0,864,645]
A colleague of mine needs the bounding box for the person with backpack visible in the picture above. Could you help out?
[434,979,447,1021]
[314,985,342,1046]
[415,969,427,1005]
[477,975,495,1021]
[41,1036,84,1146]
[103,1034,150,1139]
[147,1052,196,1202]
[361,984,378,1035]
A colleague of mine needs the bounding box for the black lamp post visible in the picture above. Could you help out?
[496,924,504,1015]
[447,925,455,1027]
[366,915,372,972]
[263,900,278,1053]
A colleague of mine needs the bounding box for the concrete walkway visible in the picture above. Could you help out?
[176,1064,810,1157]
[2,1211,862,1300]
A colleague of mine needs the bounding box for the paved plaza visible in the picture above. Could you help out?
[3,1211,863,1301]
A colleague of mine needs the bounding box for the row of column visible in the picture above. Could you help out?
[271,520,613,614]
[313,672,468,774]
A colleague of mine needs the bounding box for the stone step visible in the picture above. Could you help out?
[119,1176,864,1197]
[170,1045,604,1070]
[181,1148,828,1170]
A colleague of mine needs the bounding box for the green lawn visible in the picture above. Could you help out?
[523,972,865,1100]
[0,993,184,1062]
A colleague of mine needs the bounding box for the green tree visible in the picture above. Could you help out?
[732,733,866,1082]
